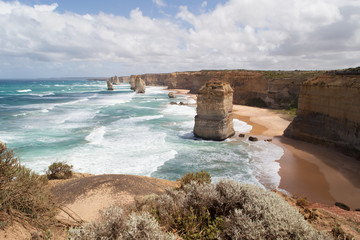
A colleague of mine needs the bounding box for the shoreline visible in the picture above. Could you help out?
[171,88,360,210]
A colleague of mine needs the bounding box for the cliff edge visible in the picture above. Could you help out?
[284,71,360,159]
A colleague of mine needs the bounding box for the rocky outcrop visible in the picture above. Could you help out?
[107,80,114,91]
[110,75,120,85]
[129,75,136,90]
[132,76,146,93]
[193,80,235,140]
[134,70,321,109]
[284,72,360,159]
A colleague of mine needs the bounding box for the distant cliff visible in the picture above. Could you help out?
[284,71,360,159]
[131,70,321,109]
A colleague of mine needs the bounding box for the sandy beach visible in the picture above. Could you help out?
[172,89,360,210]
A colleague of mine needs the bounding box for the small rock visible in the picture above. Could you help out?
[249,136,258,142]
[168,92,175,98]
[170,102,177,105]
[179,102,185,105]
[239,134,245,138]
[355,209,360,212]
[335,202,350,211]
[265,138,272,142]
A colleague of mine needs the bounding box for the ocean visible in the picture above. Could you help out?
[0,78,283,189]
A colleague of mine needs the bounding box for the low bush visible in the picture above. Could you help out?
[137,179,329,239]
[70,171,329,239]
[46,161,73,180]
[0,142,56,229]
[178,170,211,189]
[68,205,176,240]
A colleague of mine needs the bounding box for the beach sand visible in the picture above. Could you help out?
[172,89,360,210]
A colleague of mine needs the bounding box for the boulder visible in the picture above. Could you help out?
[107,80,114,91]
[193,79,235,141]
[249,136,258,142]
[335,202,350,211]
[239,134,245,138]
[168,92,175,98]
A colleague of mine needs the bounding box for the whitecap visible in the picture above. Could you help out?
[85,126,106,145]
[233,119,252,133]
[17,89,32,93]
[162,105,196,116]
[128,115,164,122]
[246,140,284,189]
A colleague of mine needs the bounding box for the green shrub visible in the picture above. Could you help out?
[178,170,211,189]
[46,161,73,180]
[0,142,56,229]
[68,205,176,240]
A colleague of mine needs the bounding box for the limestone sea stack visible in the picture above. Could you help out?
[111,75,120,85]
[107,80,114,91]
[284,70,360,159]
[193,79,235,140]
[134,76,146,93]
[130,75,136,90]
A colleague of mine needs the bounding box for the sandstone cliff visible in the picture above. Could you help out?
[135,70,320,109]
[284,72,360,159]
[106,80,114,91]
[193,80,235,140]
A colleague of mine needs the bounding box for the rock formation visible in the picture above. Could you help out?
[284,71,360,159]
[130,75,136,90]
[133,76,146,93]
[107,80,114,91]
[130,70,321,109]
[168,92,175,98]
[193,80,235,140]
[111,75,120,85]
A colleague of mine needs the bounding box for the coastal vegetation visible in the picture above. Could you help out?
[46,161,73,180]
[69,171,329,239]
[0,142,56,230]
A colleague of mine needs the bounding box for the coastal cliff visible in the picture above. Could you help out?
[284,70,360,159]
[194,80,235,140]
[133,70,320,109]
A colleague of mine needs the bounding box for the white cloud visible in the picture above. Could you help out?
[201,1,208,8]
[0,0,359,77]
[153,0,166,7]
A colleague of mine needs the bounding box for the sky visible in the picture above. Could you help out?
[0,0,359,78]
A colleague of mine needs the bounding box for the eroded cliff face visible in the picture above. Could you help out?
[284,73,360,159]
[136,70,319,109]
[193,80,235,141]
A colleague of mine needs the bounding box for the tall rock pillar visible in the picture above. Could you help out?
[107,80,114,91]
[193,79,235,140]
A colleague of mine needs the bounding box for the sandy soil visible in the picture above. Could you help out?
[51,174,178,223]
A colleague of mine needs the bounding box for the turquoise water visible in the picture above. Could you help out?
[0,79,283,189]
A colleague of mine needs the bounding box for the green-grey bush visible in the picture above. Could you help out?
[68,205,176,240]
[137,180,329,239]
